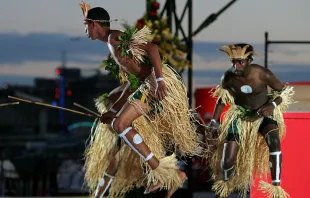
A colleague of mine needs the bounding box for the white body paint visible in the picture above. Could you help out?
[111,122,154,162]
[133,134,143,144]
[270,151,282,183]
[240,85,253,94]
[94,173,114,198]
[220,143,234,181]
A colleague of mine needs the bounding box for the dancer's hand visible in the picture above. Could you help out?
[100,111,116,124]
[156,80,168,101]
[257,103,275,117]
[207,120,219,138]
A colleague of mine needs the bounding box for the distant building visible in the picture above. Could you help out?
[0,67,119,146]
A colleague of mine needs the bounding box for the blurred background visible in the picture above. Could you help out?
[0,0,309,197]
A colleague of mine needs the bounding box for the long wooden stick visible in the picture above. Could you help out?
[8,96,98,118]
[0,102,19,107]
[73,102,101,117]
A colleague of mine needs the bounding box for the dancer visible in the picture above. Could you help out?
[208,43,294,198]
[79,2,202,198]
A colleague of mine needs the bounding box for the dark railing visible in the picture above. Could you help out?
[264,31,310,68]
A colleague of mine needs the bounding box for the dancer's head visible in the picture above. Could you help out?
[218,43,260,72]
[80,2,111,40]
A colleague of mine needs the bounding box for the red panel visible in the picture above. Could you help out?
[195,87,229,121]
[251,112,310,197]
[195,88,216,119]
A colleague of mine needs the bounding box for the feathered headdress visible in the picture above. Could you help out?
[218,44,260,59]
[78,1,117,23]
[79,1,91,20]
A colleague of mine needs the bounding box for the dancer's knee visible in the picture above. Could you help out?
[223,156,235,169]
[110,154,120,167]
[268,138,280,152]
[222,142,238,169]
[111,117,130,134]
[265,130,281,152]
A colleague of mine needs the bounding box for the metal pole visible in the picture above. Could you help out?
[188,0,193,107]
[166,0,173,30]
[265,31,310,69]
[59,74,65,133]
[190,0,237,39]
[264,32,268,68]
[187,1,193,197]
[59,51,66,133]
[172,0,179,37]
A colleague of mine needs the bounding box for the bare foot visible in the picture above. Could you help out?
[165,170,187,198]
[144,183,161,194]
[144,169,187,197]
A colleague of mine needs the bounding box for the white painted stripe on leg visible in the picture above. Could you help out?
[270,151,281,155]
[276,153,281,181]
[145,153,154,161]
[221,143,227,168]
[119,127,152,161]
[270,151,282,181]
[119,127,132,137]
[104,172,114,179]
[101,178,113,198]
[119,127,144,159]
[94,178,105,198]
[111,118,116,131]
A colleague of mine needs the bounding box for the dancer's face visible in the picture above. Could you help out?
[84,21,97,40]
[231,58,250,71]
[230,47,251,71]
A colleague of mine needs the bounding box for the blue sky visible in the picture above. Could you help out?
[0,0,309,87]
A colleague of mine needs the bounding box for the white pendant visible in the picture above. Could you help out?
[240,85,253,94]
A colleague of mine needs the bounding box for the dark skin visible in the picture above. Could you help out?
[84,20,183,198]
[209,61,283,128]
[84,20,168,101]
[97,30,168,122]
[84,20,168,121]
[209,55,284,196]
[222,62,283,111]
[211,60,284,124]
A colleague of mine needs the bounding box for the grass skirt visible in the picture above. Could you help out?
[210,85,294,198]
[84,65,202,197]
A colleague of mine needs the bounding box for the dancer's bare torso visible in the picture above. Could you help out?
[107,30,152,81]
[222,64,272,110]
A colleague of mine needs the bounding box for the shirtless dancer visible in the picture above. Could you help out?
[80,2,200,198]
[209,44,294,198]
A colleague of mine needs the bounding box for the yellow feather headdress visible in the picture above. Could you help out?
[79,1,91,19]
[78,1,116,23]
[218,44,260,59]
